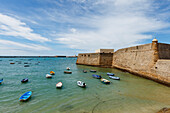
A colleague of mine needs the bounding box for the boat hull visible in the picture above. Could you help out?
[0,79,3,84]
[109,76,120,80]
[19,91,32,102]
[107,73,115,76]
[90,70,96,72]
[56,82,62,88]
[46,74,52,78]
[21,79,28,83]
[92,75,101,79]
[101,78,110,84]
[77,81,86,88]
[50,71,55,75]
[64,71,72,74]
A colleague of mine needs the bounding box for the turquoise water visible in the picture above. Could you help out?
[0,58,170,113]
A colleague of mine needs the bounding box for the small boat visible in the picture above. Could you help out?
[19,91,32,102]
[101,78,110,84]
[109,76,120,80]
[50,71,55,75]
[46,74,52,78]
[66,67,70,70]
[107,73,115,76]
[92,75,102,79]
[24,65,29,67]
[77,81,86,88]
[64,71,72,74]
[0,78,3,84]
[21,78,28,83]
[90,70,96,72]
[56,82,62,88]
[83,70,87,73]
[10,62,15,64]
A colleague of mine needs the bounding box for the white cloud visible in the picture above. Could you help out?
[70,28,77,33]
[0,39,51,51]
[54,0,170,51]
[0,13,50,42]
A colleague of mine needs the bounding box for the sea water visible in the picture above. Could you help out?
[0,58,169,113]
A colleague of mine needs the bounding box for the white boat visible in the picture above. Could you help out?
[66,67,70,70]
[109,76,120,80]
[101,78,110,84]
[77,81,86,88]
[56,82,62,88]
[46,74,52,78]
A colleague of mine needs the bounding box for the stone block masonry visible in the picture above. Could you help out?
[76,39,170,86]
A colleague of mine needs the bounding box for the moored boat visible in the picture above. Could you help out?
[56,82,62,88]
[10,62,15,64]
[77,81,86,88]
[109,76,120,80]
[90,70,96,72]
[50,71,55,75]
[66,67,70,70]
[101,78,110,84]
[107,73,115,76]
[64,71,72,74]
[83,70,87,73]
[92,75,102,79]
[21,78,28,83]
[0,78,3,84]
[24,65,29,67]
[19,91,32,102]
[46,74,52,78]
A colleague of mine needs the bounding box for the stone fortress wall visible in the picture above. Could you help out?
[76,53,113,67]
[76,39,170,86]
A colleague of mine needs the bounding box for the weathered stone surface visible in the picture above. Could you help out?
[76,40,170,86]
[157,107,170,113]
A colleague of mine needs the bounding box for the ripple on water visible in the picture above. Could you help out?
[0,58,170,113]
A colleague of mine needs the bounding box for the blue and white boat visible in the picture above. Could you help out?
[77,81,86,88]
[0,78,3,84]
[19,91,32,102]
[92,75,101,79]
[109,76,120,80]
[107,73,115,76]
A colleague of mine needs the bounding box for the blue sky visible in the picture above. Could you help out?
[0,0,170,56]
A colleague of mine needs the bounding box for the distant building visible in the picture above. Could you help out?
[95,49,114,53]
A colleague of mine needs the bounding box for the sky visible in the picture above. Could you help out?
[0,0,170,56]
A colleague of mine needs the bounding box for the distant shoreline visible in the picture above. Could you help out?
[0,56,77,58]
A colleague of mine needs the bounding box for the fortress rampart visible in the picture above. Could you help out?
[76,39,170,86]
[76,53,113,67]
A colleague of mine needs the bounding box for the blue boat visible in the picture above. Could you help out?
[109,76,120,80]
[0,78,3,84]
[19,91,32,102]
[92,75,101,79]
[107,73,115,76]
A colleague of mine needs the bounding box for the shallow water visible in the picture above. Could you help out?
[0,58,169,113]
